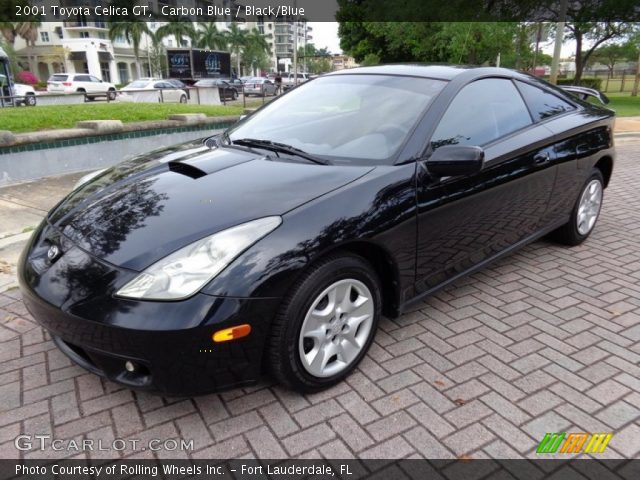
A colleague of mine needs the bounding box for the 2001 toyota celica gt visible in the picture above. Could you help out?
[19,65,615,395]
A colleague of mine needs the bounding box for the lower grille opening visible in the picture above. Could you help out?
[62,340,96,366]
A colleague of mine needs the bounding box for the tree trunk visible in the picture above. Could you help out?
[632,50,640,97]
[574,32,583,82]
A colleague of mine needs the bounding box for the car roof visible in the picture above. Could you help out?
[328,64,521,81]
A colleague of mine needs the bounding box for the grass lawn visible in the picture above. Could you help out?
[0,102,247,133]
[604,94,640,117]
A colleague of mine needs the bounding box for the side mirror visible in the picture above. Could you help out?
[426,145,484,177]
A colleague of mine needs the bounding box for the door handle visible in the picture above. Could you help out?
[534,152,550,165]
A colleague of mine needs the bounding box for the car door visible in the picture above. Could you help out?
[89,76,104,93]
[264,80,275,95]
[414,77,558,294]
[74,75,91,92]
[512,79,589,228]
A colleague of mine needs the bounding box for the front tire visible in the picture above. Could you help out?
[268,254,381,392]
[551,169,604,246]
[179,94,187,104]
[107,90,116,101]
[25,94,36,106]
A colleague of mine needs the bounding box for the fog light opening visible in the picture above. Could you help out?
[124,361,136,372]
[212,324,252,343]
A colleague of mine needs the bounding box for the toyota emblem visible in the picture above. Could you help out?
[47,245,60,261]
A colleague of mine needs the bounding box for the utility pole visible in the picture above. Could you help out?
[292,0,298,82]
[550,0,568,85]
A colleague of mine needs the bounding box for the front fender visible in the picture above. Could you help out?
[201,164,418,300]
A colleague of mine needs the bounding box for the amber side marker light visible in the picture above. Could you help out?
[212,324,252,342]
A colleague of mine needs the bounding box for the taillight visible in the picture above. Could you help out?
[62,82,72,86]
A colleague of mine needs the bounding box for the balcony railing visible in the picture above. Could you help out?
[63,21,107,29]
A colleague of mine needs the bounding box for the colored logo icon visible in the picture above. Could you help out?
[537,432,613,454]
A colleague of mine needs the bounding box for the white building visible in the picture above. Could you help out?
[12,0,314,82]
[13,19,150,84]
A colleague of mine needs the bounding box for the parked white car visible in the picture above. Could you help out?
[47,73,117,100]
[120,80,188,103]
[13,83,36,106]
[282,72,310,91]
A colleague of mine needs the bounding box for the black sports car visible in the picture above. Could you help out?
[19,65,615,395]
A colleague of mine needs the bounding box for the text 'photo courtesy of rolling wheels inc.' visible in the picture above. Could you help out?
[0,0,640,478]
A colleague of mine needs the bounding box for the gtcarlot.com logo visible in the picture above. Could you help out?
[15,434,194,452]
[537,432,613,454]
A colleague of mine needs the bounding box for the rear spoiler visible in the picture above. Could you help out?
[560,86,610,105]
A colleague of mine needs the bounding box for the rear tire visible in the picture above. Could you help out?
[268,253,381,392]
[550,169,604,246]
[25,94,36,106]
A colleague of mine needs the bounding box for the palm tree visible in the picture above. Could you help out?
[15,21,41,74]
[156,19,196,50]
[195,22,226,50]
[243,29,271,76]
[108,20,151,79]
[0,22,16,45]
[223,23,248,77]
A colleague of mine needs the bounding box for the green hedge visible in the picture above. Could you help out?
[557,78,603,90]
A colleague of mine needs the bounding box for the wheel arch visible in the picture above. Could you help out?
[594,156,613,188]
[309,240,402,318]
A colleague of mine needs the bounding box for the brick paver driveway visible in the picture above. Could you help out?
[1,144,638,460]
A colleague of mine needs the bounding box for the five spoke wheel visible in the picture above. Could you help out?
[298,279,374,378]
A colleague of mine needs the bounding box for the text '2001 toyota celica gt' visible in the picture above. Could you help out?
[19,65,615,395]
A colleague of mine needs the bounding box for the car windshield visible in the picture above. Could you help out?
[227,74,446,165]
[49,74,68,81]
[194,80,216,86]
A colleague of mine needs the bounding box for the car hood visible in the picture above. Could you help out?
[47,139,374,271]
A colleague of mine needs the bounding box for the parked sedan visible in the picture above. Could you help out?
[194,79,238,100]
[243,78,277,96]
[120,80,188,103]
[19,65,614,396]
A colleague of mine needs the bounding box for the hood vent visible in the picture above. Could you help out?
[168,161,207,179]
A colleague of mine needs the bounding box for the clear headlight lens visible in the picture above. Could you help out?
[115,216,282,300]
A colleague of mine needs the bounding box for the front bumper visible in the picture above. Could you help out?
[18,222,281,396]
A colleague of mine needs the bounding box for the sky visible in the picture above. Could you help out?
[308,22,342,54]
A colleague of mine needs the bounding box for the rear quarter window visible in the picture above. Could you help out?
[515,80,575,121]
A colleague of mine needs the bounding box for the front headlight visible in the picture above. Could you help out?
[115,216,282,300]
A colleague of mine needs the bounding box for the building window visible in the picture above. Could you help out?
[168,39,173,47]
[79,31,90,38]
[40,31,49,42]
[100,62,111,82]
[118,62,129,83]
[98,32,106,39]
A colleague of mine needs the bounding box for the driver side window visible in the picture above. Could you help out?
[431,78,532,151]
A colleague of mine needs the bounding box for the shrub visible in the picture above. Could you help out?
[557,78,603,91]
[16,71,38,85]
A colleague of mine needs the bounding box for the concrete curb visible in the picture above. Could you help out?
[0,115,241,148]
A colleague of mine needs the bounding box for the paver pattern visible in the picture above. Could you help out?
[0,144,638,460]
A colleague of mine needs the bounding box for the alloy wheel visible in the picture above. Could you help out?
[576,179,603,235]
[298,279,374,378]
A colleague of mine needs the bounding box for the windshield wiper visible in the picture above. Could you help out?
[231,138,331,165]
